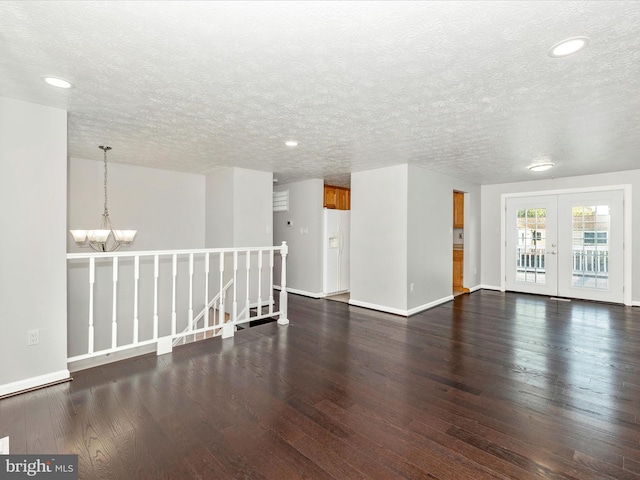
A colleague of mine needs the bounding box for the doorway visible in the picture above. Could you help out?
[505,189,625,303]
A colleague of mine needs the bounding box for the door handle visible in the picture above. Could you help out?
[549,251,557,255]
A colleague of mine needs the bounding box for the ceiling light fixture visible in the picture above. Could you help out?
[528,162,555,172]
[70,146,137,252]
[285,140,298,147]
[43,76,73,88]
[548,36,589,58]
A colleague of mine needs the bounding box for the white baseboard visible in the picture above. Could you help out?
[275,286,325,299]
[0,369,70,397]
[407,295,455,316]
[349,295,456,317]
[348,299,409,316]
[632,301,640,307]
[479,284,503,291]
[468,285,483,293]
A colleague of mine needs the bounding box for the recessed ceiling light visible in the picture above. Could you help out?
[285,140,298,147]
[43,76,73,88]
[548,36,589,58]
[528,162,555,172]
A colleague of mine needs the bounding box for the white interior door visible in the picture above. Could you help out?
[506,195,558,296]
[505,190,624,303]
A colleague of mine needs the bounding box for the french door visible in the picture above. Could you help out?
[505,190,624,303]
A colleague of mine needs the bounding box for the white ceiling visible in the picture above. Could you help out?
[2,1,640,187]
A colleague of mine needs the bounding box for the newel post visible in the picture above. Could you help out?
[277,241,289,325]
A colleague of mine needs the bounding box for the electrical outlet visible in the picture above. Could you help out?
[27,329,39,346]
[0,436,9,454]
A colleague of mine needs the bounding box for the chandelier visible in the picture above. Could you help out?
[70,146,137,252]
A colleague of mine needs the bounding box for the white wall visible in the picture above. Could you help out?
[69,157,206,252]
[205,169,234,248]
[350,164,482,316]
[205,167,272,248]
[0,97,69,395]
[481,169,639,302]
[351,165,408,313]
[407,165,481,312]
[273,179,324,296]
[232,168,273,248]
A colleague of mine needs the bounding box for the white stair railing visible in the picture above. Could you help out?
[173,278,233,347]
[66,242,289,364]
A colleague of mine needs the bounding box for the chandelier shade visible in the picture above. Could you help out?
[70,146,137,252]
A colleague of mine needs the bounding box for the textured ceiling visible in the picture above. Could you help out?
[2,1,640,187]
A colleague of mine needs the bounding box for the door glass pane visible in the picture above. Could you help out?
[516,208,547,284]
[571,205,610,290]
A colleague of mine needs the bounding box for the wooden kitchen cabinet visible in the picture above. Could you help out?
[453,191,464,228]
[324,186,338,208]
[453,249,464,289]
[324,185,350,210]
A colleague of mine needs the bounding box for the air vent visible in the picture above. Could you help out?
[273,189,289,212]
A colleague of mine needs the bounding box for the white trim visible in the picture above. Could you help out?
[407,295,454,316]
[501,185,632,305]
[623,186,633,306]
[479,284,503,291]
[0,369,70,397]
[632,301,640,307]
[469,285,483,293]
[501,184,631,199]
[348,296,455,317]
[348,299,408,316]
[69,343,156,372]
[157,337,173,356]
[500,194,506,291]
[0,436,9,454]
[67,244,284,260]
[274,285,325,299]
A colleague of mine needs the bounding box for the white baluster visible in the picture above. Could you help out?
[245,251,251,321]
[223,252,237,339]
[257,250,263,317]
[112,257,118,349]
[133,255,139,344]
[278,242,289,325]
[88,258,95,355]
[153,254,159,340]
[171,253,177,336]
[269,249,274,315]
[205,253,210,329]
[219,253,225,330]
[188,253,194,332]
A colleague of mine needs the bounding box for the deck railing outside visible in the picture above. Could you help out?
[516,247,609,275]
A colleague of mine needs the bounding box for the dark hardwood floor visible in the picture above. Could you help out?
[2,290,640,479]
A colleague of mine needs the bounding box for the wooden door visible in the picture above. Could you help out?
[453,192,464,228]
[453,250,463,289]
